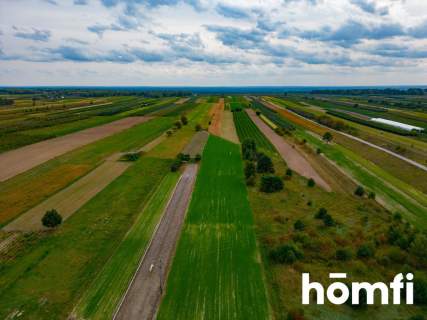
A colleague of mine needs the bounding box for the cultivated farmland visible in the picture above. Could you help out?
[158,135,270,320]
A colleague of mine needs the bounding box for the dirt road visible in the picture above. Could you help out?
[246,109,331,191]
[0,116,152,182]
[221,111,239,144]
[113,164,198,320]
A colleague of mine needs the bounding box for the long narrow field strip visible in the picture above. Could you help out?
[246,109,331,192]
[0,116,153,182]
[3,157,130,231]
[71,171,180,320]
[115,164,199,320]
[220,110,239,144]
[0,116,173,227]
[182,130,209,157]
[233,110,275,151]
[208,98,224,136]
[158,135,270,320]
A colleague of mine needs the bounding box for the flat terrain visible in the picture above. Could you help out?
[220,110,239,143]
[247,109,331,191]
[181,130,209,157]
[3,156,130,231]
[0,116,152,182]
[158,136,270,320]
[208,98,224,136]
[115,164,198,320]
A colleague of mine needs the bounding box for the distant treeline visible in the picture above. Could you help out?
[311,88,426,95]
[0,88,191,99]
[0,98,14,106]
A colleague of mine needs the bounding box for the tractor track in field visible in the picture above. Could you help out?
[113,164,198,320]
[0,116,153,182]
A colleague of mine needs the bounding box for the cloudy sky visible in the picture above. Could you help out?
[0,0,427,86]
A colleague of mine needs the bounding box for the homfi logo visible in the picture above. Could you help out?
[302,273,414,305]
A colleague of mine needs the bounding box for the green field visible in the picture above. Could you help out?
[158,135,270,320]
[233,110,275,152]
[72,171,180,319]
[0,156,173,319]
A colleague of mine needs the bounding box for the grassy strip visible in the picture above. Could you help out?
[233,110,275,152]
[72,171,180,320]
[0,157,173,319]
[158,135,270,320]
[0,116,174,227]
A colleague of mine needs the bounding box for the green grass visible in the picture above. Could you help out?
[0,156,173,319]
[0,116,174,227]
[233,110,275,152]
[158,135,270,320]
[72,171,180,320]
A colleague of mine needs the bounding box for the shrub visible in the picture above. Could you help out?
[316,148,322,154]
[121,152,140,161]
[315,208,328,219]
[181,154,190,162]
[257,153,274,173]
[294,220,305,231]
[194,154,202,162]
[322,132,333,143]
[307,178,315,187]
[180,115,188,125]
[42,209,62,228]
[408,315,425,320]
[323,214,335,227]
[286,168,293,178]
[246,176,256,186]
[166,130,173,137]
[336,248,352,261]
[244,161,256,179]
[260,175,283,193]
[354,185,365,197]
[171,159,182,172]
[174,121,182,129]
[414,277,427,305]
[269,243,303,264]
[195,124,202,131]
[410,234,427,260]
[368,191,376,199]
[357,244,375,258]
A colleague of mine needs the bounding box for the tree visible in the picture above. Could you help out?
[260,175,283,193]
[368,191,376,199]
[336,248,352,261]
[244,161,256,179]
[357,244,375,258]
[269,243,303,264]
[174,121,182,129]
[323,213,335,227]
[307,178,315,187]
[354,185,365,197]
[195,124,202,131]
[322,132,333,143]
[42,209,62,228]
[194,154,202,162]
[285,168,293,178]
[242,139,257,161]
[414,277,427,305]
[294,220,305,231]
[315,208,328,219]
[180,115,188,125]
[257,153,274,173]
[166,130,173,137]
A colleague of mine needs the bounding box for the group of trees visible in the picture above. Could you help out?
[242,139,283,192]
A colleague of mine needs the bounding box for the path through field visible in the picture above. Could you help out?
[113,164,198,320]
[0,116,153,182]
[181,131,209,157]
[247,109,331,191]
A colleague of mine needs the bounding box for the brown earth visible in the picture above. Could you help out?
[175,98,190,105]
[113,164,198,320]
[208,98,224,136]
[246,109,331,192]
[0,116,153,182]
[220,111,239,144]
